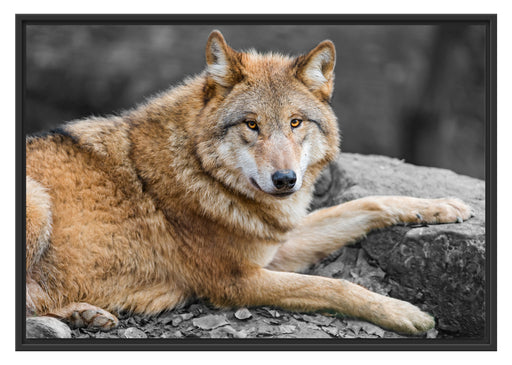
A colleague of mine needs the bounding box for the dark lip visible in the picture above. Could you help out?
[249,178,262,191]
[250,178,295,198]
[270,191,295,198]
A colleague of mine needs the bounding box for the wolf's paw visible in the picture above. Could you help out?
[49,302,119,331]
[409,197,473,225]
[374,297,435,335]
[67,308,119,331]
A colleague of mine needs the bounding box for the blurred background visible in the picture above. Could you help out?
[25,24,486,179]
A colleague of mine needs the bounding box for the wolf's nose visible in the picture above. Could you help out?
[272,170,297,190]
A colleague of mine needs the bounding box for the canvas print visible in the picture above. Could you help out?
[21,20,489,346]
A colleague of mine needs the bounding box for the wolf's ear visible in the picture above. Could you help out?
[205,30,243,88]
[295,40,336,101]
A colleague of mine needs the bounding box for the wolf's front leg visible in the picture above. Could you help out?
[210,268,434,335]
[267,196,472,272]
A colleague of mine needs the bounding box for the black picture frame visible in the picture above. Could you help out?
[16,13,497,351]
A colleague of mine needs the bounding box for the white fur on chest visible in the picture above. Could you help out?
[248,242,282,268]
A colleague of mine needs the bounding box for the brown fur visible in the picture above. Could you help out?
[26,30,472,335]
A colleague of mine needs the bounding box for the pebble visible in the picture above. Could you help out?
[180,313,194,321]
[210,325,248,339]
[266,309,281,318]
[361,323,385,337]
[256,323,279,336]
[119,327,147,338]
[267,319,281,325]
[160,330,183,338]
[192,314,229,330]
[234,308,252,320]
[302,314,335,326]
[321,326,339,337]
[426,328,439,339]
[279,324,297,334]
[294,322,331,338]
[171,316,183,326]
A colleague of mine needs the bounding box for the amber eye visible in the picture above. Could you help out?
[290,119,302,128]
[246,120,258,130]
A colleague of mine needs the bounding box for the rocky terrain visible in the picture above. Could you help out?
[26,152,486,340]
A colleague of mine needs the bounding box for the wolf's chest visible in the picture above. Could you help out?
[245,241,282,268]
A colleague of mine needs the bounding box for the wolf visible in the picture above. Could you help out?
[25,30,472,335]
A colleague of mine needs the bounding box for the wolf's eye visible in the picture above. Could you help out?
[290,119,302,128]
[246,120,258,130]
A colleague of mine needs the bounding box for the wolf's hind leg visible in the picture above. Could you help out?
[26,176,52,272]
[47,302,119,331]
[267,196,472,272]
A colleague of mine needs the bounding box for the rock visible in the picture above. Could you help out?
[119,327,147,338]
[26,317,72,338]
[278,324,297,334]
[265,309,281,318]
[192,314,229,330]
[255,323,279,337]
[210,325,248,339]
[345,319,367,335]
[160,330,183,338]
[171,316,183,326]
[157,313,174,325]
[426,328,439,339]
[254,322,298,337]
[311,153,485,337]
[302,314,336,327]
[180,313,194,321]
[321,326,339,337]
[294,322,332,338]
[265,319,282,325]
[344,319,385,338]
[92,331,119,339]
[359,322,386,337]
[234,308,252,320]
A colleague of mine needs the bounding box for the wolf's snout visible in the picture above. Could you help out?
[271,170,297,190]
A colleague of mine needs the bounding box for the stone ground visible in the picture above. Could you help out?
[70,302,436,340]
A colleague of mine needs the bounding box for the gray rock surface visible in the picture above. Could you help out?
[26,317,72,338]
[310,153,485,337]
[32,152,485,339]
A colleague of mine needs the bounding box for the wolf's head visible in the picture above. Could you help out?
[194,30,340,201]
